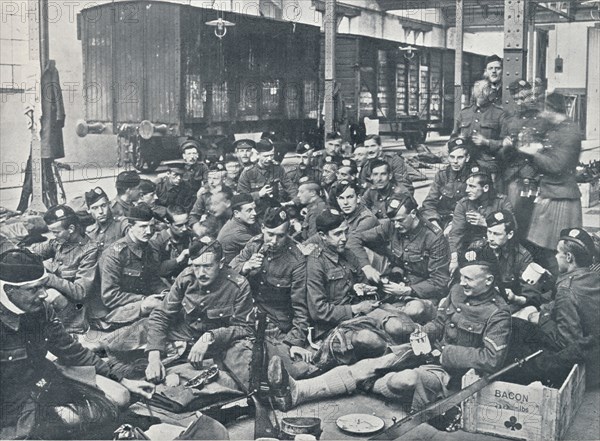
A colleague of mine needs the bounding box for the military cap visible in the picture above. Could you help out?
[127,203,154,222]
[116,171,141,189]
[323,155,341,165]
[484,54,503,66]
[545,92,566,114]
[189,236,223,261]
[459,246,498,269]
[167,163,186,175]
[256,138,275,153]
[386,194,416,218]
[559,228,596,257]
[85,187,108,207]
[486,210,516,228]
[325,131,342,141]
[208,162,226,173]
[137,179,156,195]
[262,206,289,229]
[447,137,470,153]
[43,205,76,225]
[339,158,358,171]
[296,142,313,154]
[508,79,532,95]
[316,208,344,233]
[233,139,256,150]
[223,153,238,164]
[231,193,255,210]
[180,139,202,153]
[0,248,46,284]
[467,165,490,179]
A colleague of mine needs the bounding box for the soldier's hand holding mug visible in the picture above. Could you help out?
[258,184,274,198]
[466,210,486,226]
[242,253,264,274]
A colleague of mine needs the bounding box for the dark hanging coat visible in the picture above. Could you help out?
[40,60,65,159]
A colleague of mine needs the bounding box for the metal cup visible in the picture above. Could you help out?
[521,262,547,285]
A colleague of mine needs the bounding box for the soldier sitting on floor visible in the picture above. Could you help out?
[30,205,100,334]
[0,249,154,440]
[111,171,141,219]
[85,187,129,253]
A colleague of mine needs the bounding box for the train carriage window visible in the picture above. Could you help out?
[429,51,443,121]
[212,82,230,122]
[238,80,259,120]
[303,80,318,119]
[186,75,205,119]
[261,80,281,118]
[284,81,301,119]
[396,60,408,116]
[408,61,419,115]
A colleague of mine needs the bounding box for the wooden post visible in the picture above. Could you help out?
[28,0,49,212]
[324,0,336,141]
[453,0,463,126]
[503,0,529,109]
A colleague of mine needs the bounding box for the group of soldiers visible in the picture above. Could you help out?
[1,61,599,439]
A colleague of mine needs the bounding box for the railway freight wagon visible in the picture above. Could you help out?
[76,1,321,171]
[76,1,487,170]
[328,34,488,148]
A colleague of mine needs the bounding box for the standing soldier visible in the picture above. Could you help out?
[149,205,193,283]
[348,195,451,323]
[217,193,261,264]
[112,171,141,218]
[230,207,315,378]
[449,167,513,274]
[483,54,503,104]
[362,160,412,219]
[30,205,99,333]
[421,138,473,230]
[95,204,167,332]
[155,163,195,212]
[180,139,209,194]
[517,93,583,275]
[452,80,511,180]
[237,139,297,203]
[145,238,255,387]
[85,187,129,252]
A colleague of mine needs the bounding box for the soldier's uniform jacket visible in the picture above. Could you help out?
[99,234,167,324]
[501,109,546,185]
[423,284,511,374]
[306,236,367,338]
[183,162,209,194]
[345,204,380,235]
[31,236,99,331]
[145,267,254,354]
[222,175,241,192]
[230,235,309,347]
[111,196,135,219]
[493,242,541,308]
[86,215,129,252]
[216,218,261,264]
[362,182,411,219]
[237,164,297,202]
[189,185,233,224]
[421,165,472,226]
[155,177,195,212]
[452,103,510,173]
[286,164,323,187]
[538,267,600,354]
[359,154,414,195]
[449,194,514,253]
[149,229,192,282]
[347,219,450,300]
[0,303,122,436]
[302,196,328,240]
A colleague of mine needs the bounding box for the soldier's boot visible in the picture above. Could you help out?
[267,356,357,412]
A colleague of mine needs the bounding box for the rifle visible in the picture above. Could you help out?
[370,349,543,440]
[250,311,279,439]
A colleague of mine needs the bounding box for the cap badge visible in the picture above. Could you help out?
[94,187,103,194]
[389,199,400,209]
[54,209,64,218]
[330,209,340,216]
[569,229,580,238]
[279,210,287,220]
[465,250,477,262]
[494,212,504,221]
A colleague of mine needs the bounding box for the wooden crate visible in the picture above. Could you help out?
[461,364,586,441]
